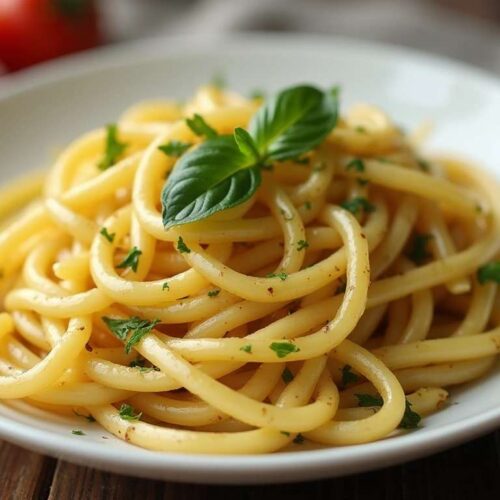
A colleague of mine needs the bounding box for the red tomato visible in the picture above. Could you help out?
[0,0,102,71]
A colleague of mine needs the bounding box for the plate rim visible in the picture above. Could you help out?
[0,32,499,484]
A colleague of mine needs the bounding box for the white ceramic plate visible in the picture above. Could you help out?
[0,34,499,485]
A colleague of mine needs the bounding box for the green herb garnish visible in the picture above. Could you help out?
[118,403,142,422]
[399,400,421,429]
[281,367,294,384]
[354,395,421,429]
[234,127,260,163]
[161,85,339,228]
[340,365,359,388]
[176,236,191,254]
[266,272,288,281]
[270,341,300,358]
[240,344,252,354]
[304,201,312,210]
[417,159,431,172]
[355,393,384,407]
[408,234,433,265]
[116,246,142,272]
[98,124,127,170]
[207,289,220,298]
[297,239,309,251]
[293,433,305,444]
[477,262,500,284]
[158,141,192,157]
[186,114,218,140]
[129,358,146,368]
[345,158,365,172]
[162,282,170,291]
[100,227,115,243]
[341,197,375,215]
[102,316,160,354]
[72,429,85,436]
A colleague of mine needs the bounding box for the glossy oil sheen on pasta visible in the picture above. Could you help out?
[0,85,499,454]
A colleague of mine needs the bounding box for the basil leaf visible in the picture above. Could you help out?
[234,127,260,162]
[249,85,339,161]
[162,136,261,228]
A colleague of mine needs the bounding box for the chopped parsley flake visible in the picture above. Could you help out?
[293,433,305,444]
[355,126,367,134]
[162,282,170,291]
[297,239,309,251]
[177,236,191,254]
[417,159,431,172]
[208,289,220,298]
[266,272,288,281]
[240,344,252,353]
[355,393,384,407]
[399,400,421,429]
[280,431,291,437]
[477,262,500,284]
[72,429,85,436]
[129,358,159,373]
[270,341,300,358]
[186,114,218,139]
[408,234,433,265]
[117,246,142,272]
[118,403,142,422]
[341,197,375,215]
[355,394,421,429]
[129,358,146,368]
[98,124,128,170]
[340,365,359,388]
[158,140,192,157]
[304,201,312,210]
[100,227,115,243]
[281,367,294,384]
[102,316,161,354]
[345,158,365,172]
[280,209,293,221]
[357,178,369,186]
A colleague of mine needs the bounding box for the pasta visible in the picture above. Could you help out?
[0,83,499,455]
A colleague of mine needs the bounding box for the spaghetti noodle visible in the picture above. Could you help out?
[0,84,498,454]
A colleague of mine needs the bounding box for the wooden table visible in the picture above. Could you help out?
[1,430,499,499]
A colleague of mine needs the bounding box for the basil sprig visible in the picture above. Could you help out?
[161,84,339,228]
[249,85,339,161]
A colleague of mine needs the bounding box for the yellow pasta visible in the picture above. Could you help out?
[0,84,498,455]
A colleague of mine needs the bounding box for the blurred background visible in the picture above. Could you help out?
[1,0,500,75]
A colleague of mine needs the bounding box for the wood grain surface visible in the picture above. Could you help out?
[0,430,499,499]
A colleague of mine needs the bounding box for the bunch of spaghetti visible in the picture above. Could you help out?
[0,84,498,454]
